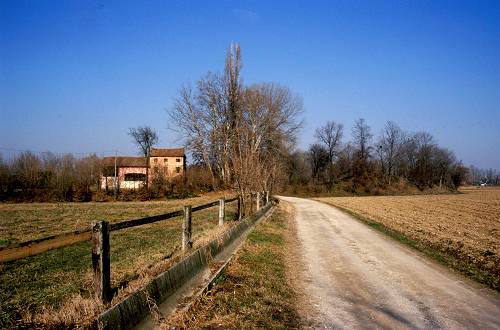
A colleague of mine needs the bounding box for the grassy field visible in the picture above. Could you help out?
[0,192,234,247]
[166,205,300,329]
[316,186,500,290]
[0,192,239,328]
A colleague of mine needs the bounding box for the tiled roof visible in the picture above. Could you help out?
[150,147,185,157]
[102,157,147,167]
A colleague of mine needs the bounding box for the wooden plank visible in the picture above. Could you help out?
[109,210,183,231]
[191,200,219,212]
[225,197,238,203]
[0,230,91,263]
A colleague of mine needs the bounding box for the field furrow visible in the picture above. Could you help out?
[316,187,500,290]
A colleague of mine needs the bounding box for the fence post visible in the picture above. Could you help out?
[237,195,242,220]
[256,192,261,211]
[266,191,269,204]
[252,193,256,212]
[219,198,225,226]
[182,205,192,251]
[250,193,254,213]
[92,220,111,303]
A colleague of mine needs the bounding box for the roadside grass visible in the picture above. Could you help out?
[167,205,300,329]
[330,204,500,292]
[0,195,238,328]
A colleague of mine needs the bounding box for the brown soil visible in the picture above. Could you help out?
[315,187,500,287]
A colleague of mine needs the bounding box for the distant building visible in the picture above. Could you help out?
[150,147,186,177]
[100,147,185,190]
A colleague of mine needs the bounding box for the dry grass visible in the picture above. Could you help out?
[0,192,239,328]
[164,204,300,329]
[0,191,230,247]
[316,186,500,290]
[24,295,105,329]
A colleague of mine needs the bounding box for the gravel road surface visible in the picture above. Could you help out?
[279,196,500,329]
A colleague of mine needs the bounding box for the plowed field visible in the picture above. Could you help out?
[316,187,500,290]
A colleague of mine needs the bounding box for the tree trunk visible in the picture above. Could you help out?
[145,156,149,189]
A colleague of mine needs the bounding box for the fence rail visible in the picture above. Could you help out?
[0,230,92,263]
[0,192,269,303]
[0,196,239,263]
[109,210,184,232]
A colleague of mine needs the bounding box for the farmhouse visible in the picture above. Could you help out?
[100,147,185,190]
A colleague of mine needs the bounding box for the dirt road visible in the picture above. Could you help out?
[279,196,500,329]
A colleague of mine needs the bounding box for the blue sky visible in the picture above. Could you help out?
[1,0,499,168]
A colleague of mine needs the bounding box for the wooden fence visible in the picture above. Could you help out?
[0,192,270,303]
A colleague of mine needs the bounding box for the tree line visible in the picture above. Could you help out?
[0,44,496,202]
[286,119,471,195]
[468,166,500,186]
[0,152,101,201]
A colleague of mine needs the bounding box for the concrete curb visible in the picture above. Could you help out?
[97,202,274,330]
[174,204,276,317]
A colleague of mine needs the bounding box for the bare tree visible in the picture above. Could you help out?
[352,118,373,160]
[468,165,481,185]
[450,162,468,188]
[231,82,302,213]
[485,168,498,184]
[314,121,343,164]
[377,121,404,184]
[308,144,329,181]
[397,131,461,189]
[225,43,242,131]
[433,147,455,188]
[411,132,435,189]
[128,126,159,188]
[315,121,344,185]
[170,44,302,213]
[169,43,243,187]
[287,150,311,186]
[0,155,8,196]
[351,119,373,191]
[171,85,215,184]
[13,151,42,193]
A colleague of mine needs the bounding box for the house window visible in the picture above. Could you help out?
[176,167,181,173]
[153,158,158,164]
[164,158,168,164]
[124,173,146,181]
[176,158,181,162]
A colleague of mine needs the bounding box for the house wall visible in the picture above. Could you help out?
[100,176,116,191]
[100,166,147,190]
[119,167,147,189]
[150,156,185,177]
